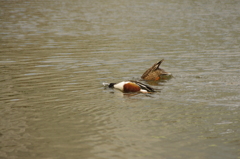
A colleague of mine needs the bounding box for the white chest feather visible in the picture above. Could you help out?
[113,81,128,91]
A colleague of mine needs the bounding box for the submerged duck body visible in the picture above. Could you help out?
[103,81,155,93]
[141,59,172,81]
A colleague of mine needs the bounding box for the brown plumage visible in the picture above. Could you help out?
[123,83,141,92]
[141,59,172,81]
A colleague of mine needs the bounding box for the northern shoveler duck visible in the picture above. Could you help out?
[141,59,172,81]
[103,81,155,93]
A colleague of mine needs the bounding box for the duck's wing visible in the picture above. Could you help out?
[154,59,164,70]
[141,59,164,79]
[141,68,152,79]
[131,81,155,92]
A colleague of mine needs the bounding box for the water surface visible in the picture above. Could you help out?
[0,0,240,159]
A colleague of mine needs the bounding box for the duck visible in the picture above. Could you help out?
[103,81,155,93]
[141,59,172,81]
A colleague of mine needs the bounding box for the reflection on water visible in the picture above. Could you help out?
[0,0,240,159]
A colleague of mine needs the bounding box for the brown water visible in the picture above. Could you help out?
[1,0,240,159]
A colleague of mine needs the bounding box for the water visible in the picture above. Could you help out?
[0,0,240,159]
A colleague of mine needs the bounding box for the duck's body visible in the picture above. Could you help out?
[141,59,172,81]
[103,81,155,93]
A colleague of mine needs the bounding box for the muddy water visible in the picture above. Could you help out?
[0,0,240,159]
